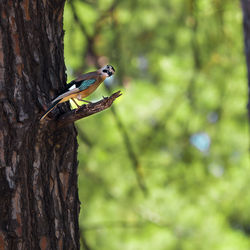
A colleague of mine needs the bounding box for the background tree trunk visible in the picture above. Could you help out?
[241,0,250,120]
[0,1,80,249]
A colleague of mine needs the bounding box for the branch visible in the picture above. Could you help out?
[56,91,122,128]
[109,106,148,195]
[241,0,250,120]
[69,1,90,41]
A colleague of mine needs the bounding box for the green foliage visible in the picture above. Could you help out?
[64,0,249,249]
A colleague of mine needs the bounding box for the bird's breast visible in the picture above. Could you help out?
[80,77,104,98]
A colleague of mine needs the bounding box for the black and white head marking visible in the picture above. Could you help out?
[101,65,115,77]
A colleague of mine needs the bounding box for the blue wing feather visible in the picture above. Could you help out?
[78,79,96,91]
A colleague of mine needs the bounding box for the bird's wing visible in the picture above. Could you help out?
[52,79,96,103]
[76,78,96,91]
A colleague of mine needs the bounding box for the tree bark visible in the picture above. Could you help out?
[0,1,80,249]
[241,0,250,120]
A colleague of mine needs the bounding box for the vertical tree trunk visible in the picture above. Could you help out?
[0,1,80,249]
[241,0,250,120]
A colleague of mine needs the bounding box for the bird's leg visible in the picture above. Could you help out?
[82,100,92,104]
[71,98,80,108]
[76,96,92,104]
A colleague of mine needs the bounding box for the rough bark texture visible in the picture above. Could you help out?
[0,1,80,249]
[241,0,250,119]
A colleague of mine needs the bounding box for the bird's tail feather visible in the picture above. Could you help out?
[40,99,61,121]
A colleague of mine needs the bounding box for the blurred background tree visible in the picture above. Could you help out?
[64,0,249,249]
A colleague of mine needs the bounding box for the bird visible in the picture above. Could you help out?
[40,65,115,121]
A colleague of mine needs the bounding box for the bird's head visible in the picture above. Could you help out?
[101,65,115,77]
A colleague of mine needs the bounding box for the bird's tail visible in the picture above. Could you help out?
[40,99,61,121]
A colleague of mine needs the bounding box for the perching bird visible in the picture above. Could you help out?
[40,65,115,121]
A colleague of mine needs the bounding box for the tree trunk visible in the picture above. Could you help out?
[0,1,80,249]
[241,0,250,120]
